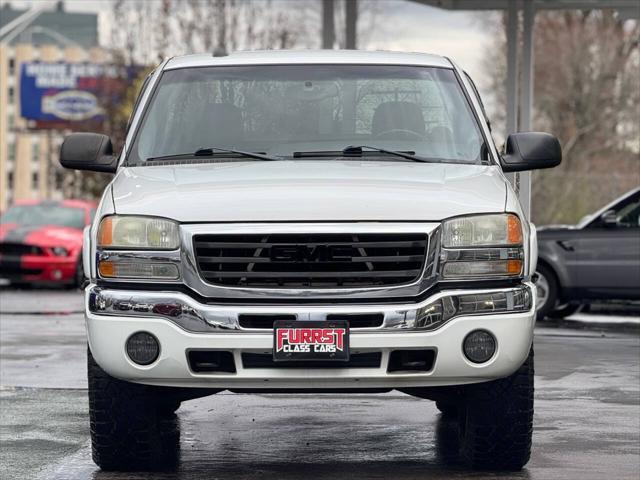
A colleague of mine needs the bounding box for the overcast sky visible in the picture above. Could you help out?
[2,0,496,83]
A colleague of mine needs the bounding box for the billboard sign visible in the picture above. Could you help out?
[19,62,131,128]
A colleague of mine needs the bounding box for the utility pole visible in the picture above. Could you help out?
[345,0,358,49]
[322,0,335,49]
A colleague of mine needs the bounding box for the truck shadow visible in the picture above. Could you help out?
[89,414,531,480]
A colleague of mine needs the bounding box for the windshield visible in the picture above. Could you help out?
[1,205,86,230]
[129,65,486,165]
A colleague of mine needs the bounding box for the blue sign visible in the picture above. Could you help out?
[19,62,127,124]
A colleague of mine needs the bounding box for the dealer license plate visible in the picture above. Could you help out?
[273,320,349,362]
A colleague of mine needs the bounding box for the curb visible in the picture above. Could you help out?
[540,314,640,333]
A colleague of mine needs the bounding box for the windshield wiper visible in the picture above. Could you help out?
[147,147,280,162]
[292,145,448,163]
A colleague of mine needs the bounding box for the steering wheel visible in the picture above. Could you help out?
[374,129,425,140]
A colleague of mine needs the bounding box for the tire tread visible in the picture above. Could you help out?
[459,347,534,471]
[88,349,179,471]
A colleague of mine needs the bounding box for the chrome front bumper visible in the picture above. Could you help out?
[88,284,533,333]
[85,283,536,389]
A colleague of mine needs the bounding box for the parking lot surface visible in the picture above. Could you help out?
[1,289,639,480]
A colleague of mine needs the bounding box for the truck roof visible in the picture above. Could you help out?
[164,49,453,70]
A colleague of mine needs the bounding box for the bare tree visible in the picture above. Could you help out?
[67,0,383,200]
[108,0,321,64]
[108,0,381,62]
[482,10,639,225]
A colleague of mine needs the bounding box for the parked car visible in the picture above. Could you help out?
[536,187,640,320]
[59,50,561,472]
[0,199,95,287]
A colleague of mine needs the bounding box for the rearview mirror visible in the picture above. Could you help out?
[500,132,562,172]
[601,210,618,228]
[59,133,118,173]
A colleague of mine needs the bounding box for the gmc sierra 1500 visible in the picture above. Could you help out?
[60,50,561,472]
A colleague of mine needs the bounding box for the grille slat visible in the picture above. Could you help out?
[0,243,43,255]
[195,240,426,249]
[193,232,428,288]
[198,255,425,264]
[201,270,423,278]
[242,352,382,369]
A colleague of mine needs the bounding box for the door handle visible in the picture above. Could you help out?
[557,240,575,252]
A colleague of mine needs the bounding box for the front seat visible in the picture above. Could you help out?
[188,101,244,149]
[371,101,426,138]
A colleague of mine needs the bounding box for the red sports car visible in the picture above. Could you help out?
[0,199,96,287]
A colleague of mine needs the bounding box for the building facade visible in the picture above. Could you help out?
[0,1,103,211]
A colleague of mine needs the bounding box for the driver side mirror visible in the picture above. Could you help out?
[600,210,618,228]
[60,133,118,174]
[500,132,562,172]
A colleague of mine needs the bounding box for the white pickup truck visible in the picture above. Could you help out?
[60,50,561,472]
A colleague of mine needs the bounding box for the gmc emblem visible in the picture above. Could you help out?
[269,245,354,262]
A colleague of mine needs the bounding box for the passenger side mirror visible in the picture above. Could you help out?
[60,133,118,174]
[600,210,618,228]
[500,132,562,172]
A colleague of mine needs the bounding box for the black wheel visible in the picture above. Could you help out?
[435,400,458,417]
[535,264,558,321]
[88,349,180,471]
[548,302,581,319]
[458,347,534,471]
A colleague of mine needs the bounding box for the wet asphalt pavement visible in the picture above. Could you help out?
[0,289,639,480]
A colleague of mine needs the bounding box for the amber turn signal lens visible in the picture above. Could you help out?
[506,259,523,275]
[98,261,179,279]
[98,217,113,247]
[98,260,115,277]
[507,214,523,245]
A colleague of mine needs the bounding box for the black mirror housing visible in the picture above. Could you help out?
[500,132,562,172]
[60,133,118,173]
[601,210,618,228]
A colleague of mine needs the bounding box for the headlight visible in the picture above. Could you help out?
[98,215,179,250]
[442,213,522,248]
[50,246,68,256]
[440,214,524,279]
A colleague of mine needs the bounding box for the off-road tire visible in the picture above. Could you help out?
[435,400,458,417]
[458,347,534,471]
[88,349,180,471]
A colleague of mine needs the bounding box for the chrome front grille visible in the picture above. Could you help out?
[193,233,428,288]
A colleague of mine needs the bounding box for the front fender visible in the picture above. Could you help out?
[529,222,538,275]
[88,184,116,280]
[83,226,91,279]
[536,239,572,288]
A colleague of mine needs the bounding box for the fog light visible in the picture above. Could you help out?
[463,330,496,363]
[126,332,159,365]
[51,247,68,257]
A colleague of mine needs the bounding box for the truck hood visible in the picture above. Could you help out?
[111,161,507,222]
